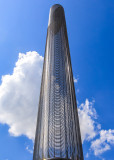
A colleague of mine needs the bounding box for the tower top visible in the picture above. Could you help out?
[51,4,63,10]
[48,4,65,34]
[48,4,64,26]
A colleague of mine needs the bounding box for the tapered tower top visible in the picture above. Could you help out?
[51,4,63,11]
[48,4,66,34]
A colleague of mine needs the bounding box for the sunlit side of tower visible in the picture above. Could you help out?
[33,4,84,160]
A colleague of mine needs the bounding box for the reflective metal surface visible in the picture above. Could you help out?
[33,4,84,160]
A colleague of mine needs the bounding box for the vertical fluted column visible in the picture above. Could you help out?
[33,4,84,160]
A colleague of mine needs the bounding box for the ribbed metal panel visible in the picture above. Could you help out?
[33,4,84,160]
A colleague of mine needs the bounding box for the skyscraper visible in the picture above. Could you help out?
[33,4,84,160]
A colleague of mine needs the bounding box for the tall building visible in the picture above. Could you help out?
[33,4,84,160]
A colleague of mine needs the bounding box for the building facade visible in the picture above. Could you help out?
[33,4,84,160]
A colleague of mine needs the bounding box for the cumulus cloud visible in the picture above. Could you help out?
[78,99,98,142]
[78,100,114,157]
[91,129,114,156]
[0,51,43,140]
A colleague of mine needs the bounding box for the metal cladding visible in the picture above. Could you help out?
[33,4,84,160]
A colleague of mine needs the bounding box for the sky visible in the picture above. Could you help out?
[0,0,114,160]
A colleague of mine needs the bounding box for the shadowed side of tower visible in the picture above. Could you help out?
[33,4,84,160]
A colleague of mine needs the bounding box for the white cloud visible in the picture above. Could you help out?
[86,152,89,158]
[26,145,33,154]
[76,88,80,93]
[78,99,98,142]
[78,100,114,157]
[0,51,43,140]
[91,129,114,156]
[74,76,79,83]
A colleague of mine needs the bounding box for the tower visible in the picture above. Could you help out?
[33,4,84,160]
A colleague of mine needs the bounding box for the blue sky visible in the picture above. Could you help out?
[0,0,114,160]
